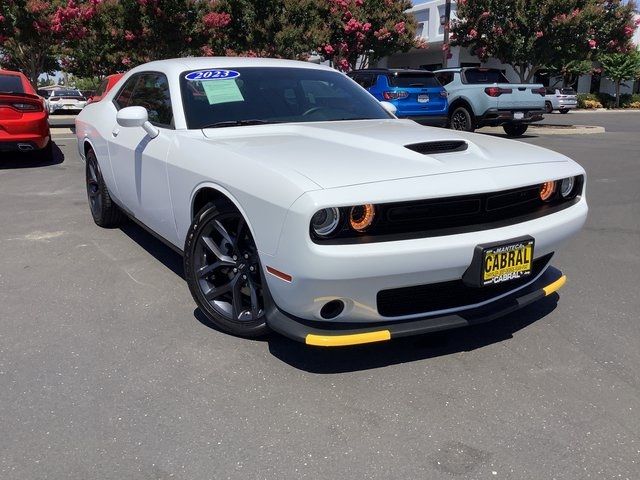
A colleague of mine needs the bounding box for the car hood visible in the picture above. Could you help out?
[202,119,568,189]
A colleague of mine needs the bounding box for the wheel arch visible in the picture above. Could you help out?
[190,183,259,240]
[448,97,475,117]
[82,138,96,158]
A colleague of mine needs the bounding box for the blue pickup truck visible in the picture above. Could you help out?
[347,68,448,127]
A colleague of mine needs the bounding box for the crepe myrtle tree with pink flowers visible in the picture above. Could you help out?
[451,0,637,83]
[0,0,71,87]
[317,0,426,72]
[58,0,205,78]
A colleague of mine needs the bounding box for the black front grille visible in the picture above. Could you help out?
[313,176,583,245]
[377,254,553,317]
[405,141,468,155]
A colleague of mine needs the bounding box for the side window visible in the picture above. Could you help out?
[435,72,453,85]
[114,76,140,109]
[361,74,375,89]
[130,73,173,127]
[95,79,108,97]
[351,74,367,88]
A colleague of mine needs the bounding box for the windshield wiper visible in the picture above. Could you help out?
[202,119,277,129]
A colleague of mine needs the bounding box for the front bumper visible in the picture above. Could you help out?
[266,266,566,346]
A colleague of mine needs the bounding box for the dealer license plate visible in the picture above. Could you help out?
[481,239,534,286]
[514,112,525,120]
[417,94,429,103]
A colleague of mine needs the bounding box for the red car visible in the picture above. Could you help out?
[87,73,124,104]
[0,69,51,159]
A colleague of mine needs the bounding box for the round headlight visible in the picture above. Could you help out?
[560,177,575,198]
[539,181,556,202]
[311,208,340,237]
[349,204,376,232]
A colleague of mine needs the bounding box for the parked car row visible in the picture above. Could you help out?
[350,67,550,137]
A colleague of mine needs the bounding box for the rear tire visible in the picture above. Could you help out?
[503,123,529,137]
[35,140,53,162]
[184,203,269,338]
[449,106,475,132]
[560,109,569,114]
[85,149,126,227]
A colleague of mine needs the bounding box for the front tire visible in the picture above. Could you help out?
[85,149,126,227]
[503,123,529,137]
[449,106,475,132]
[545,102,553,114]
[184,203,269,338]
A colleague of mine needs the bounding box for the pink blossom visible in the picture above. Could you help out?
[337,58,350,72]
[624,25,634,37]
[122,56,132,66]
[394,21,406,35]
[323,44,335,55]
[588,39,597,49]
[124,30,135,41]
[203,12,231,29]
[480,11,490,20]
[535,31,543,39]
[0,15,5,22]
[201,45,214,56]
[468,28,478,39]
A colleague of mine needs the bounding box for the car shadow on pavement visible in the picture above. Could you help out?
[119,221,185,278]
[266,296,559,373]
[0,143,64,169]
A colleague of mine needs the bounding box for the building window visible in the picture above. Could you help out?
[415,10,428,39]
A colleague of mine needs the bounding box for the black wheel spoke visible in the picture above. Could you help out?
[197,259,233,278]
[231,277,245,320]
[213,219,235,248]
[201,236,235,265]
[204,280,233,301]
[248,277,260,318]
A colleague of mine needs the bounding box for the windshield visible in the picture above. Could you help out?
[180,67,391,129]
[0,74,24,94]
[464,68,510,84]
[388,72,441,88]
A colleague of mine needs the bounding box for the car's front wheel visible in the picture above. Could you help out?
[545,101,553,114]
[184,203,269,338]
[503,123,529,137]
[449,106,475,132]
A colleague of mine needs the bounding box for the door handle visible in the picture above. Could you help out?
[112,128,120,137]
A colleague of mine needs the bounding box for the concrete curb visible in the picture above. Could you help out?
[479,124,605,135]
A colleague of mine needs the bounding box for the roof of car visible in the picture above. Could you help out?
[127,57,336,76]
[349,68,435,74]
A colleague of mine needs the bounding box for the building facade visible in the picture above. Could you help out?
[381,0,640,95]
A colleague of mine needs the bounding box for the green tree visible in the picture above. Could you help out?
[599,50,640,107]
[452,0,637,82]
[198,0,324,58]
[60,0,205,77]
[316,0,424,71]
[0,0,66,87]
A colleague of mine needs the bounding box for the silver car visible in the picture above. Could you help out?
[545,87,578,114]
[42,89,87,114]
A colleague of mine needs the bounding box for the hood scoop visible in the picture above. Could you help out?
[405,140,468,155]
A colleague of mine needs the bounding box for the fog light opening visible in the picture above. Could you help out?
[320,300,345,320]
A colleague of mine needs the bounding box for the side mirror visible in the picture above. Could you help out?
[380,101,397,116]
[116,106,159,138]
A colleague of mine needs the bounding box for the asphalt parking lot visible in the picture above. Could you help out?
[1,112,639,479]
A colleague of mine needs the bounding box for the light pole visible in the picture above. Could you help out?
[441,0,452,68]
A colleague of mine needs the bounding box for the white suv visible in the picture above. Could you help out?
[545,88,578,114]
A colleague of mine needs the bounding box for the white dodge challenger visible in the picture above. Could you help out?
[75,58,588,347]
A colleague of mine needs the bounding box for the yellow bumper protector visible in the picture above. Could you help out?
[543,275,567,296]
[305,330,391,347]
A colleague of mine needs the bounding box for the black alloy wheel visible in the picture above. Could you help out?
[545,101,554,114]
[85,149,125,227]
[449,106,475,132]
[184,204,268,337]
